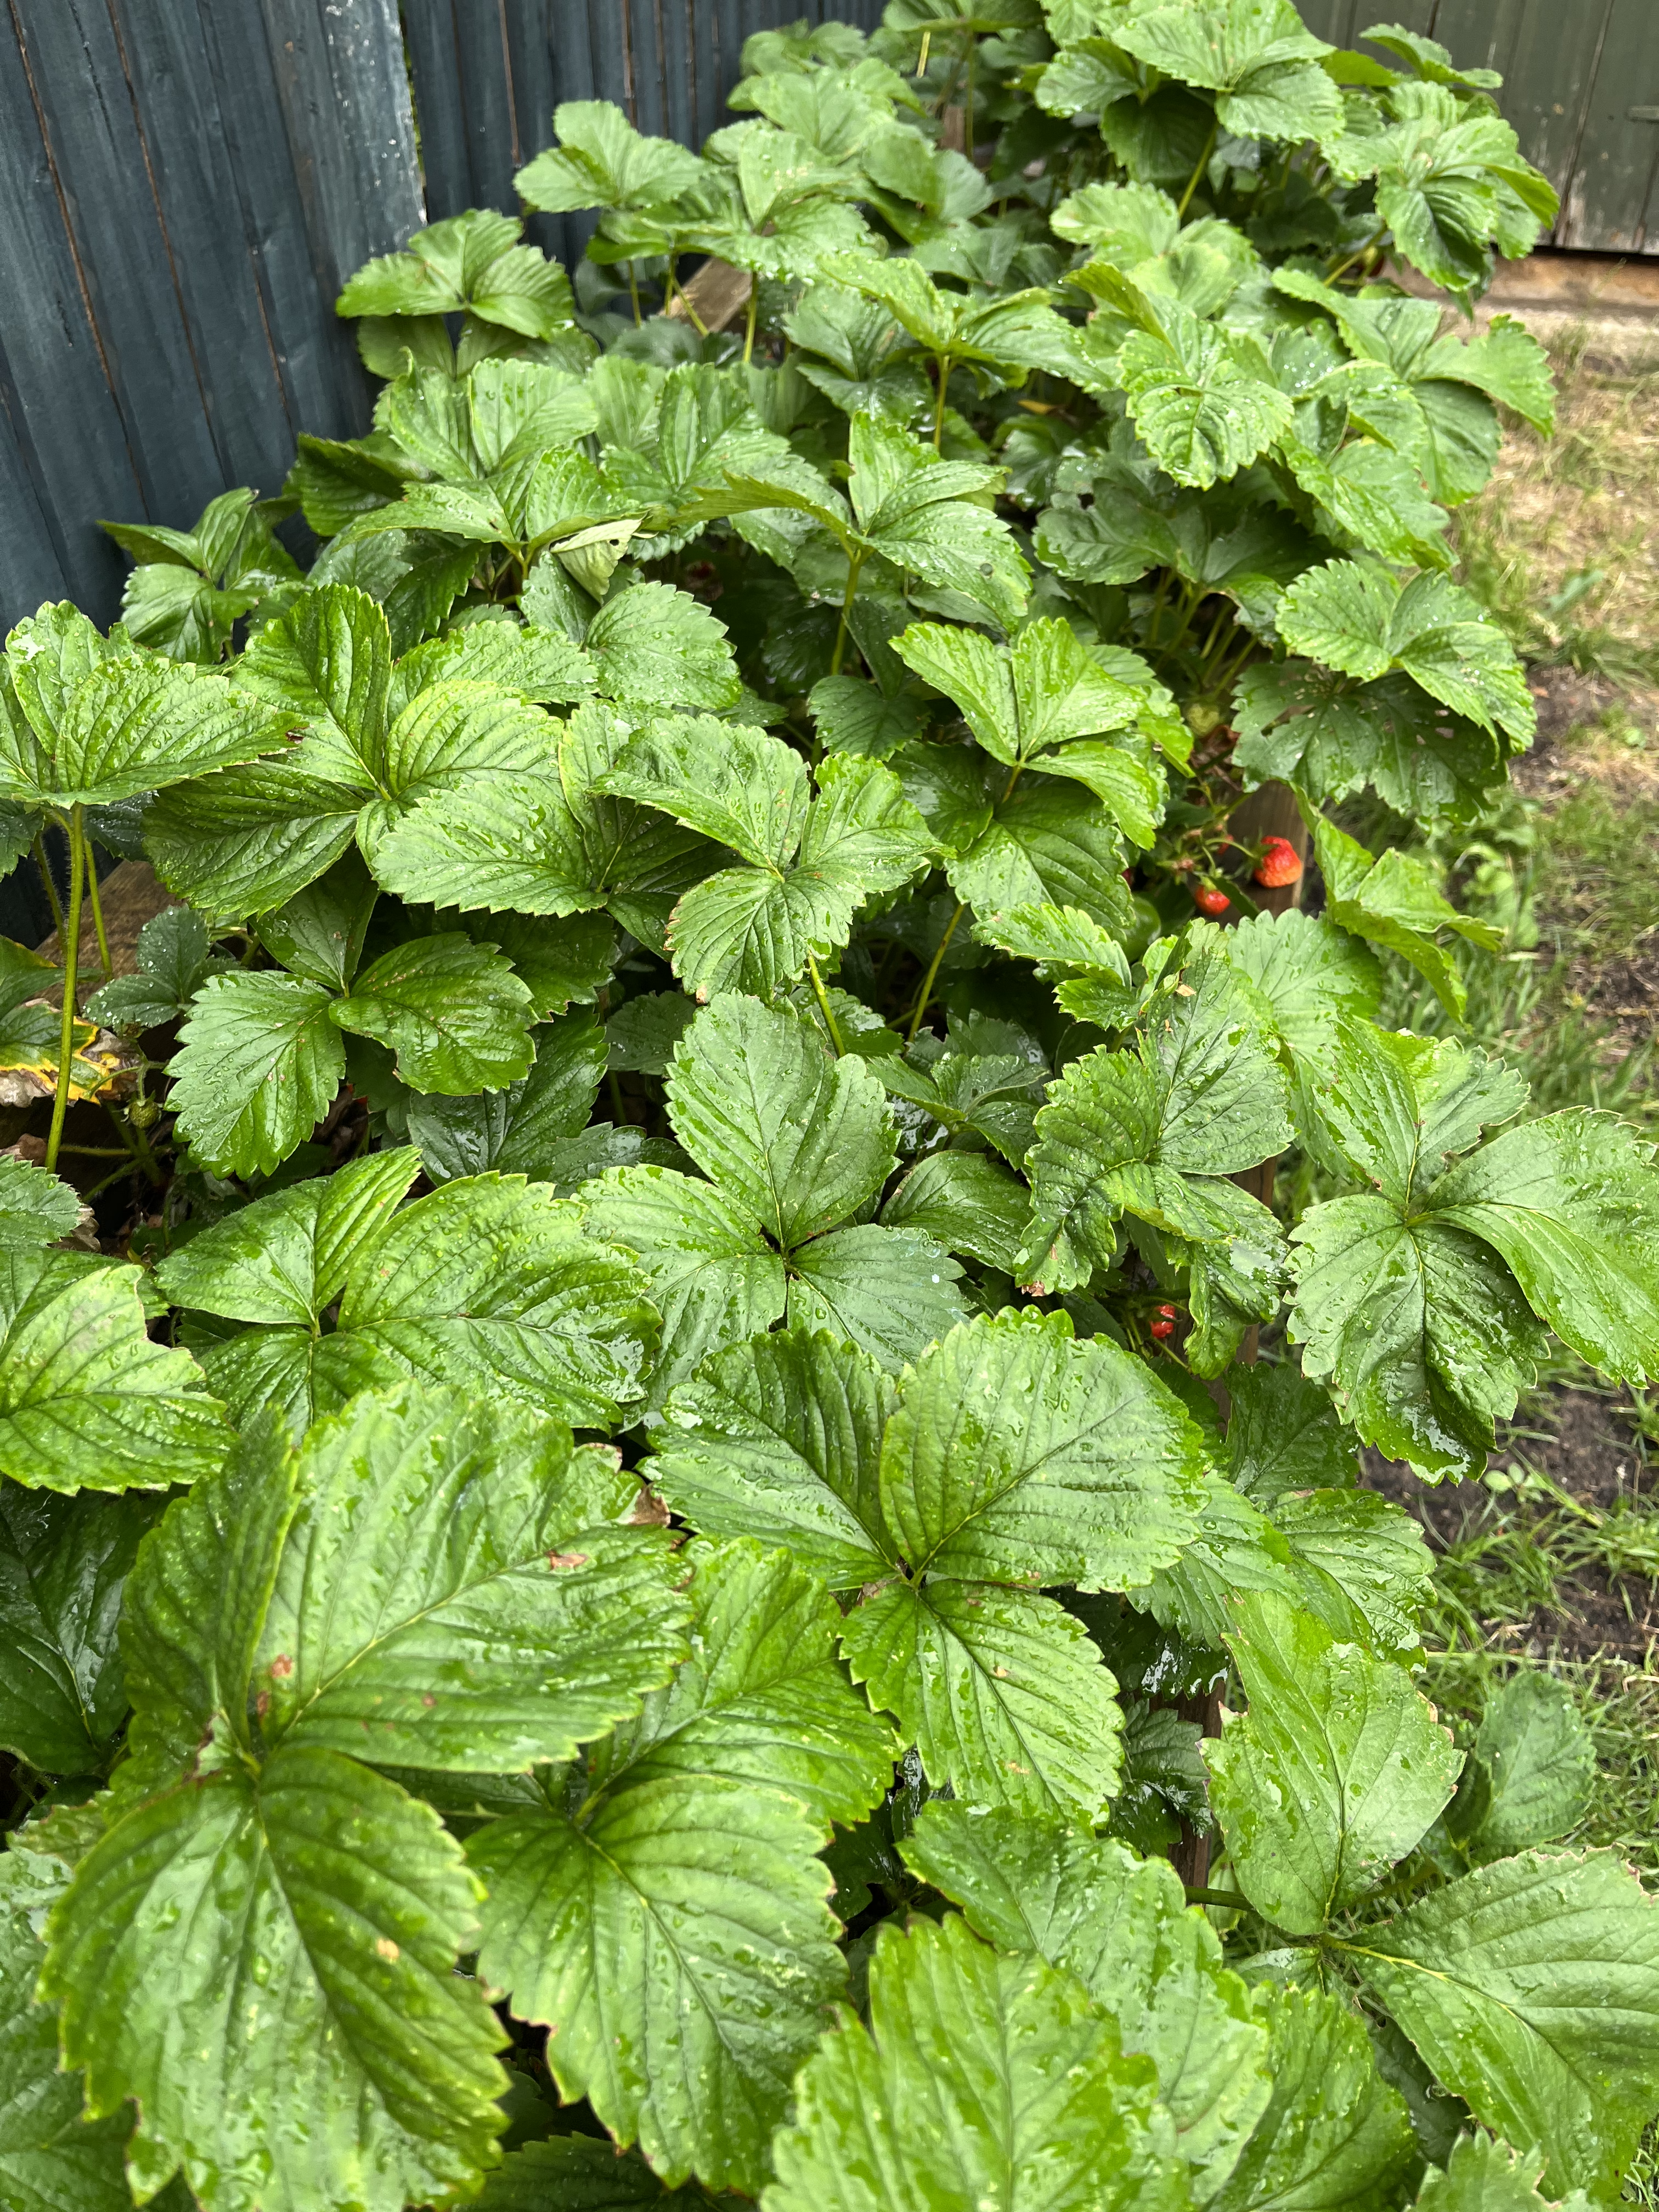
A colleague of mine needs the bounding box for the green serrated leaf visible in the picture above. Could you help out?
[1206,1591,1462,1934]
[255,1386,688,1773]
[169,971,347,1178]
[0,1486,161,1774]
[840,1576,1125,1820]
[333,933,537,1093]
[0,1255,227,1496]
[903,1803,1271,2201]
[667,996,895,1248]
[785,1221,967,1375]
[650,1329,900,1589]
[587,1536,897,1832]
[1345,1850,1659,2201]
[0,1854,133,2212]
[1210,1980,1415,2212]
[408,1011,608,1182]
[169,1175,657,1436]
[43,1746,509,2212]
[765,1911,1179,2212]
[1450,1671,1595,1866]
[471,1772,842,2195]
[1021,951,1292,1294]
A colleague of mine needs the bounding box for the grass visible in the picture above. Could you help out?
[1454,327,1659,686]
[1325,323,1659,2029]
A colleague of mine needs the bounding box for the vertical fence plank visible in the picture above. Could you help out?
[1555,0,1659,249]
[1,0,421,633]
[10,1,226,523]
[0,20,141,619]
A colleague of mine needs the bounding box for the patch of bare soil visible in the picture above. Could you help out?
[1364,1390,1659,1663]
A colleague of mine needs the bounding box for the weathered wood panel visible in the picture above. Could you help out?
[0,0,421,634]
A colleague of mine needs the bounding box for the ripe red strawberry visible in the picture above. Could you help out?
[1156,1302,1177,1318]
[1254,836,1303,888]
[1193,883,1231,916]
[1149,1315,1176,1340]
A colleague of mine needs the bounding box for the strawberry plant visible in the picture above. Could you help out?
[5,7,1659,2210]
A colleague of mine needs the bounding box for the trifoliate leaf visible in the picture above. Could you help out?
[470,1774,842,2196]
[1278,560,1533,746]
[586,1536,897,1832]
[1234,660,1504,823]
[1205,1591,1462,1934]
[255,1386,688,1774]
[0,1853,132,2212]
[1414,2134,1597,2212]
[607,730,933,998]
[1345,1850,1659,2201]
[0,1486,161,1774]
[582,1166,787,1402]
[1209,1983,1415,2212]
[1447,1670,1595,1869]
[766,1912,1178,2212]
[167,1175,657,1436]
[667,995,896,1249]
[1115,0,1340,142]
[1289,1021,1564,1476]
[1021,952,1292,1294]
[331,932,537,1093]
[0,1255,227,1495]
[168,970,346,1177]
[1308,811,1499,1019]
[407,1011,608,1181]
[339,208,574,337]
[904,1803,1272,2202]
[649,1330,900,1589]
[369,699,716,924]
[844,413,1031,628]
[43,1745,508,2212]
[515,99,708,215]
[84,904,230,1031]
[1120,309,1295,490]
[840,1577,1125,1820]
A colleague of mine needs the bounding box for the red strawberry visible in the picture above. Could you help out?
[1149,1316,1176,1340]
[1193,883,1231,916]
[1156,1302,1177,1318]
[1254,836,1304,888]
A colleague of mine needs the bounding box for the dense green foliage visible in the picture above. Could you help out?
[3,5,1657,2210]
